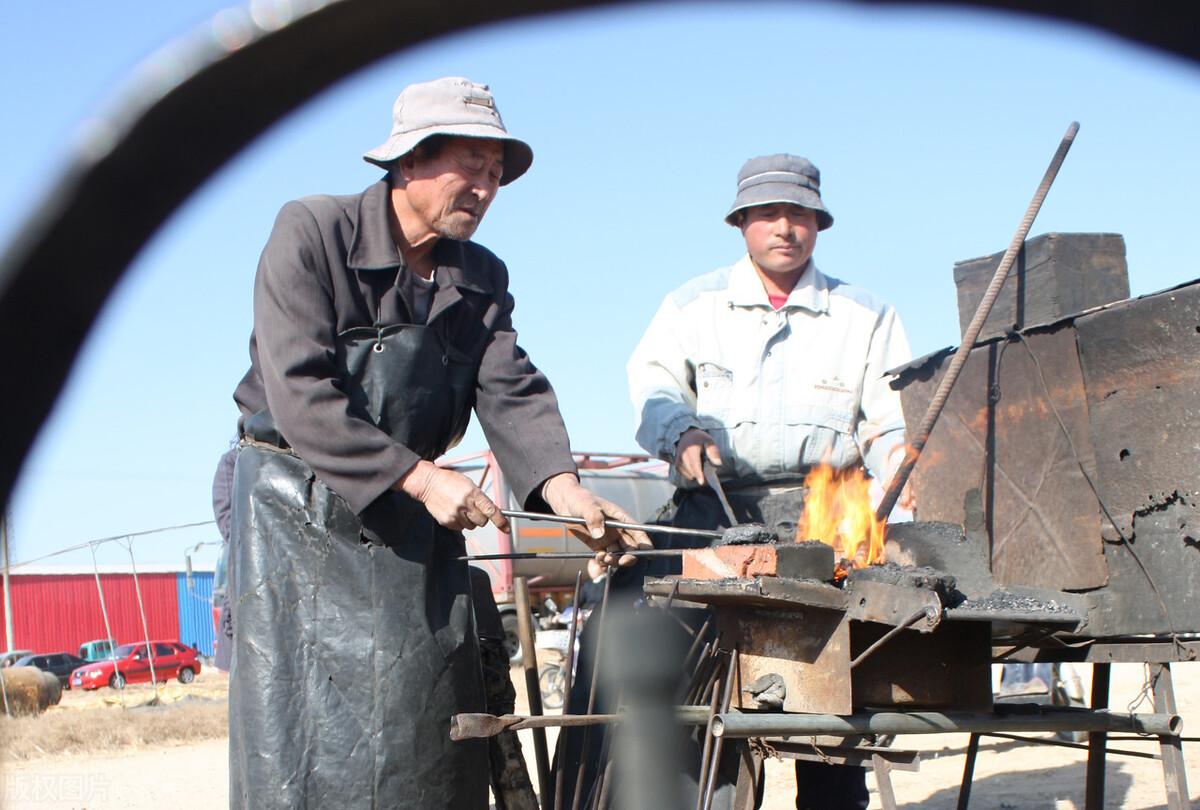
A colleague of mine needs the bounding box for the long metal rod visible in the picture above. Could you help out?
[700,650,738,810]
[694,666,723,810]
[983,732,1163,760]
[553,570,585,810]
[711,708,1180,739]
[501,510,723,540]
[570,568,614,810]
[849,606,938,669]
[462,549,683,562]
[957,733,980,810]
[875,121,1080,521]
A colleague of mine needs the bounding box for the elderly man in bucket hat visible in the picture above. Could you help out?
[623,154,913,808]
[227,76,650,810]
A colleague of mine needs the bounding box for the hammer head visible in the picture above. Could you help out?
[450,712,520,740]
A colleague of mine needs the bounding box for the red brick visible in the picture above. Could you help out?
[681,545,779,580]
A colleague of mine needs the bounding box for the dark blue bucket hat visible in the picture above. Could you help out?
[724,154,834,230]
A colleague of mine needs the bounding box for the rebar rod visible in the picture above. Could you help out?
[681,642,713,705]
[682,615,714,673]
[850,606,939,669]
[683,645,719,707]
[982,732,1162,760]
[875,121,1080,521]
[711,708,1180,739]
[694,669,723,810]
[700,650,738,810]
[553,570,586,810]
[570,568,614,810]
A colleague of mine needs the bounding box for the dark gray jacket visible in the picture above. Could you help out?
[234,179,576,514]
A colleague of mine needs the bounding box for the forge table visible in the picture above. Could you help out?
[643,576,1192,810]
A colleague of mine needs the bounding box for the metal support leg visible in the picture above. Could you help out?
[1150,663,1190,810]
[872,753,899,810]
[1085,663,1111,810]
[732,742,762,810]
[956,733,980,810]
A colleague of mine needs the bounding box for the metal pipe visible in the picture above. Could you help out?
[711,708,1181,739]
[875,121,1080,521]
[500,510,723,540]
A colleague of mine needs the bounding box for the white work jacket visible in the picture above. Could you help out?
[628,256,911,489]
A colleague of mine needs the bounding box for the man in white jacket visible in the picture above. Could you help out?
[627,153,914,809]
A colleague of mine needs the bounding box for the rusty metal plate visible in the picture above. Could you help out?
[643,576,847,612]
[894,344,990,529]
[843,579,942,632]
[896,326,1107,591]
[988,327,1106,589]
[1091,498,1200,636]
[1072,283,1200,635]
[719,607,852,715]
[851,621,992,710]
[1074,284,1200,534]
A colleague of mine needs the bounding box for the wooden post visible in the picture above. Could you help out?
[514,576,551,808]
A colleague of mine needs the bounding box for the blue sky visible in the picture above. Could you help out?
[3,1,1199,569]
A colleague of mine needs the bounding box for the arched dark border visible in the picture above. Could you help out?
[0,0,1195,509]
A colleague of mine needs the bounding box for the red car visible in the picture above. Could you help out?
[70,640,201,690]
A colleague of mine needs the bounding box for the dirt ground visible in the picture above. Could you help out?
[3,662,1197,809]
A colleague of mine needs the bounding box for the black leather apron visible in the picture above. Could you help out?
[229,323,487,810]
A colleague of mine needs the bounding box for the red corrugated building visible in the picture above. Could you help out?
[0,565,216,658]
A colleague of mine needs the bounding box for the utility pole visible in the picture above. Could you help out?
[1,511,11,651]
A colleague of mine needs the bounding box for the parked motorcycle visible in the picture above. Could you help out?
[534,605,590,709]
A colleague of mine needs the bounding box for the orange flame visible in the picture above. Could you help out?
[794,465,886,578]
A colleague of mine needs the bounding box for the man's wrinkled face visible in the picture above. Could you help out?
[739,203,819,278]
[404,137,505,240]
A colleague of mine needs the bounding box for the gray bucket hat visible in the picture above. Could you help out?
[363,76,533,185]
[724,154,834,230]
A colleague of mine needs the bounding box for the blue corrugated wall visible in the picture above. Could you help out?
[176,571,216,657]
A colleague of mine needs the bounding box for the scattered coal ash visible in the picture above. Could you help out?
[956,589,1076,615]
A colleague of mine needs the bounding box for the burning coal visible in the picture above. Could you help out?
[794,465,886,578]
